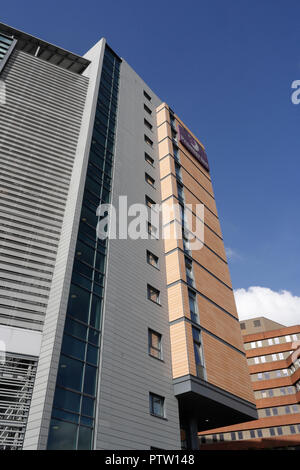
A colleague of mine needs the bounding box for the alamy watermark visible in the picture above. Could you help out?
[95,197,205,250]
[291,80,300,104]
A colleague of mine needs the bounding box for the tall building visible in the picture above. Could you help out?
[198,317,300,450]
[0,22,257,450]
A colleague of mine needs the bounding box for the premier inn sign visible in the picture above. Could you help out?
[178,124,209,172]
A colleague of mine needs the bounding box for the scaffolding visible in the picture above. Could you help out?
[0,352,37,450]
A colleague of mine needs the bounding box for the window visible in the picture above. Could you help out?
[177,183,184,203]
[144,119,153,131]
[240,322,246,330]
[185,257,194,287]
[145,173,155,187]
[192,327,205,379]
[237,432,243,440]
[147,222,157,238]
[230,432,236,441]
[170,113,176,130]
[188,289,199,323]
[144,90,152,101]
[257,429,263,437]
[149,393,165,418]
[145,195,156,209]
[144,104,152,115]
[269,428,275,436]
[173,145,180,161]
[290,425,296,434]
[182,229,192,255]
[144,135,153,147]
[147,285,160,304]
[266,408,271,416]
[145,152,154,166]
[253,319,261,327]
[175,162,182,182]
[277,427,283,436]
[148,329,162,360]
[171,128,178,143]
[250,430,255,438]
[147,250,159,268]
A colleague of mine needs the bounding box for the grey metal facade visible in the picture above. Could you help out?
[95,60,181,449]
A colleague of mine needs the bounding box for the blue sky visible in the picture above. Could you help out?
[2,0,300,321]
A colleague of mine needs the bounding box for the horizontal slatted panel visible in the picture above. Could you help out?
[0,50,88,330]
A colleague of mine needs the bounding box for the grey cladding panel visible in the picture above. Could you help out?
[0,50,88,331]
[95,61,181,450]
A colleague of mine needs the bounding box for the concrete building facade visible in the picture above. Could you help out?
[198,317,300,450]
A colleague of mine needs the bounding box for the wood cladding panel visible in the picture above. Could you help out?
[159,155,173,179]
[203,225,226,261]
[202,332,255,403]
[158,139,172,160]
[198,295,244,351]
[157,121,171,142]
[160,174,174,201]
[165,251,182,285]
[156,106,168,127]
[182,170,218,217]
[179,151,214,196]
[191,244,232,288]
[191,259,238,318]
[183,187,222,238]
[169,321,190,378]
[167,283,187,322]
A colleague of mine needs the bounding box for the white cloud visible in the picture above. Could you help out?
[234,286,300,326]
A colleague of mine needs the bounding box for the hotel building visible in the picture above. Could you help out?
[198,317,300,450]
[0,22,256,450]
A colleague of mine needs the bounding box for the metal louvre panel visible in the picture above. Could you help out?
[0,352,37,450]
[0,49,89,330]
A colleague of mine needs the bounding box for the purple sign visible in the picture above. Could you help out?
[178,124,209,172]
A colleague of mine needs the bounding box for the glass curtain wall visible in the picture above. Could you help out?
[47,46,121,450]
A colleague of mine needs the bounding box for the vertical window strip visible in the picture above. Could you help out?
[47,47,121,451]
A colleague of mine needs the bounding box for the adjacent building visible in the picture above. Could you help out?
[0,22,257,450]
[198,317,300,450]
